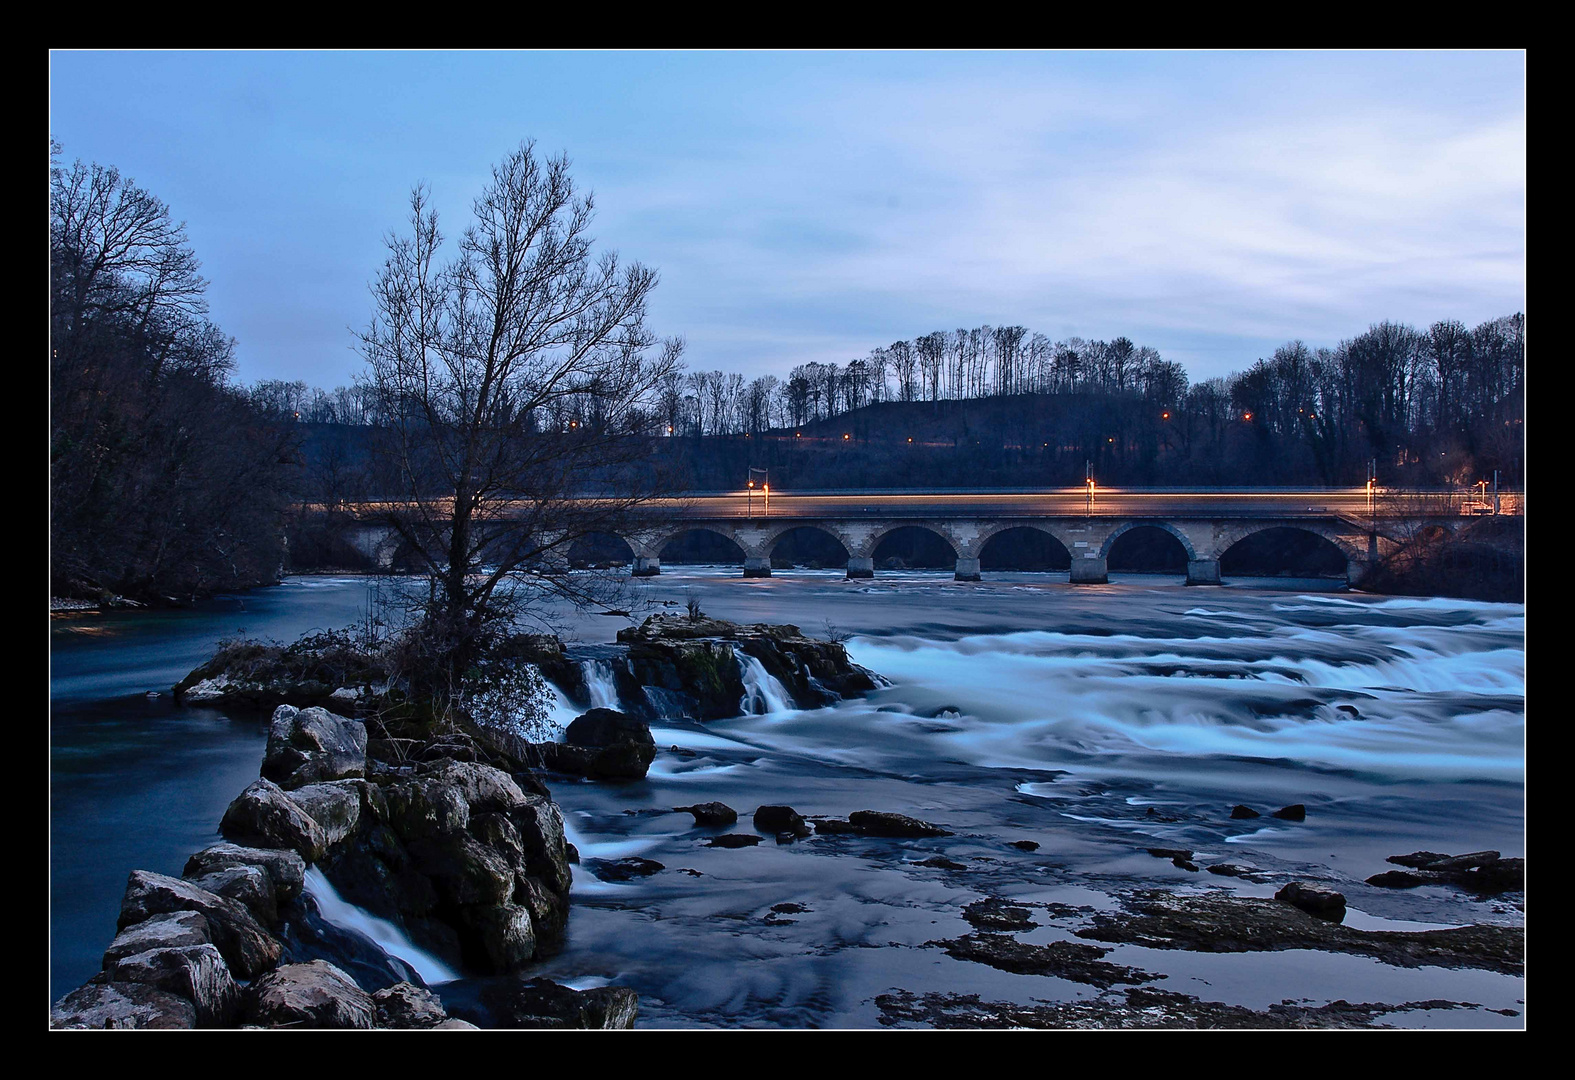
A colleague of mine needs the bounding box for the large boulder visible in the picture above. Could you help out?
[186,863,277,926]
[261,705,367,790]
[287,781,363,847]
[50,980,197,1029]
[118,870,282,979]
[105,943,241,1027]
[565,708,654,750]
[102,911,212,967]
[245,960,376,1029]
[184,843,307,902]
[219,777,328,862]
[373,982,452,1029]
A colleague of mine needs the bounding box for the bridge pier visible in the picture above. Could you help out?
[846,557,874,579]
[632,556,661,577]
[1070,553,1108,584]
[1186,559,1221,585]
[953,557,981,582]
[743,556,772,578]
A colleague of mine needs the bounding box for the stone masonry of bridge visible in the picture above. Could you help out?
[615,516,1394,586]
[342,513,1420,585]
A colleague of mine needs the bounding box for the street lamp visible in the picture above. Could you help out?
[747,467,768,518]
[1085,460,1095,516]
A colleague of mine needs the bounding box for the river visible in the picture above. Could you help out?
[49,568,1525,1028]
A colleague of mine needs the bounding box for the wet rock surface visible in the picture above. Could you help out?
[674,801,737,826]
[1369,850,1524,894]
[440,975,640,1029]
[1076,890,1523,975]
[929,934,1160,989]
[877,988,1498,1029]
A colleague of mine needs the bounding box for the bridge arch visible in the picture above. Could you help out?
[1212,521,1367,568]
[869,523,959,569]
[766,525,851,569]
[1100,521,1197,564]
[978,524,1073,571]
[1219,525,1349,578]
[657,527,747,565]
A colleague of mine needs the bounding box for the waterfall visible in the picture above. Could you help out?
[739,653,794,715]
[580,660,622,711]
[302,868,460,986]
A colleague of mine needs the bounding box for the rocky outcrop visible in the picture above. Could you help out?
[315,757,573,975]
[813,811,954,838]
[615,615,881,720]
[183,843,307,902]
[117,871,282,979]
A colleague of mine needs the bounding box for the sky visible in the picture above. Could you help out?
[48,50,1525,390]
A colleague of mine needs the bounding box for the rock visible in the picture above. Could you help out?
[532,739,656,782]
[1146,848,1194,861]
[1275,882,1346,922]
[1427,850,1501,871]
[963,897,1037,932]
[184,843,307,902]
[1079,891,1522,975]
[102,911,212,968]
[261,705,368,790]
[565,708,654,749]
[1010,840,1040,852]
[382,775,471,839]
[219,777,329,862]
[930,934,1158,989]
[812,818,859,835]
[1467,857,1523,893]
[1367,870,1428,889]
[1172,858,1200,872]
[286,781,364,847]
[1336,705,1361,716]
[754,805,811,837]
[118,870,282,979]
[674,802,737,826]
[376,982,452,1029]
[1229,805,1261,819]
[187,864,277,925]
[106,944,241,1027]
[585,857,665,883]
[452,976,639,1029]
[917,856,968,870]
[462,904,537,972]
[50,980,198,1029]
[1206,864,1265,880]
[432,1017,481,1029]
[707,834,762,848]
[848,811,953,838]
[1387,851,1454,869]
[422,760,529,814]
[246,960,376,1029]
[1271,804,1307,821]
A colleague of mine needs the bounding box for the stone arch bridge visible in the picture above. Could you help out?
[341,488,1516,587]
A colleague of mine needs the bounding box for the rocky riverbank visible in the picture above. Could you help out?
[50,704,635,1029]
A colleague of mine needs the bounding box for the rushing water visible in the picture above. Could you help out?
[49,569,1525,1027]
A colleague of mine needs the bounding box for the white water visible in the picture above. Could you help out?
[581,660,623,710]
[738,653,794,715]
[303,868,460,985]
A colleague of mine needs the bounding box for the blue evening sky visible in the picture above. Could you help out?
[49,50,1525,389]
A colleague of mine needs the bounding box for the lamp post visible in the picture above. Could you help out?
[747,467,768,519]
[1085,460,1095,516]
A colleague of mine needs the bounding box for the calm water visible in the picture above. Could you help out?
[49,570,1525,1027]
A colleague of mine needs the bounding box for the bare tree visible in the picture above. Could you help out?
[359,142,684,691]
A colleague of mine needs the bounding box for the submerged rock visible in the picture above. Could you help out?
[674,801,737,826]
[847,811,953,838]
[754,805,811,837]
